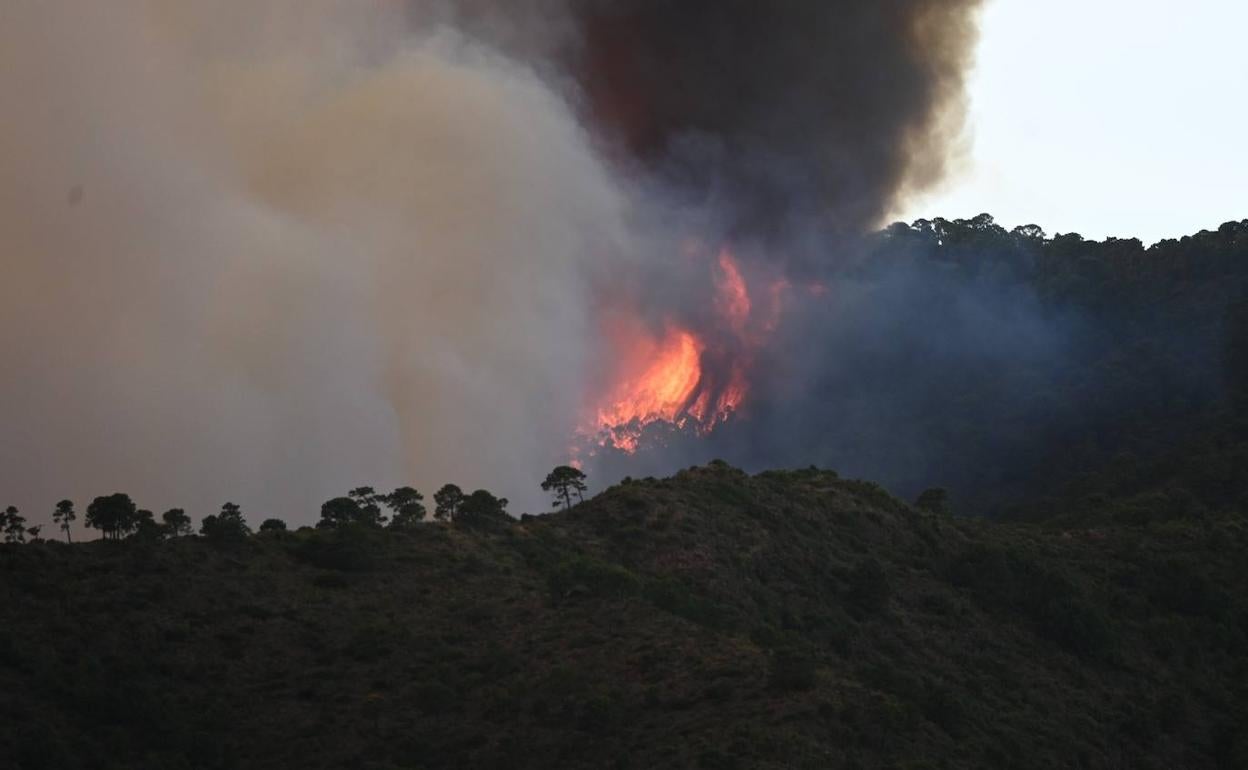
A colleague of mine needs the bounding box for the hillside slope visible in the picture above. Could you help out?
[2,463,1246,769]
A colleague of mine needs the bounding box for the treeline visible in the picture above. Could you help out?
[875,215,1248,301]
[0,466,589,544]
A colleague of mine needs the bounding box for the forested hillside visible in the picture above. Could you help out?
[3,463,1246,769]
[3,218,1247,769]
[702,217,1248,521]
[880,217,1248,519]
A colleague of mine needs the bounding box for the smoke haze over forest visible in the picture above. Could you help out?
[25,1,1220,526]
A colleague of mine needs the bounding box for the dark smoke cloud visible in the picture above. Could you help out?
[449,0,982,234]
[572,0,981,232]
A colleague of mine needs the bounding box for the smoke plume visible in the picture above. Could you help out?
[448,0,981,231]
[0,1,983,524]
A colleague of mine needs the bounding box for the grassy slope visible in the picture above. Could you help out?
[2,463,1246,769]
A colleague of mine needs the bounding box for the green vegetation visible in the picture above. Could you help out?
[3,463,1245,769]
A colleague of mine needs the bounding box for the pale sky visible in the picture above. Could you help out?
[895,0,1248,244]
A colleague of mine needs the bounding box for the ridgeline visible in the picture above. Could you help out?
[3,462,1246,769]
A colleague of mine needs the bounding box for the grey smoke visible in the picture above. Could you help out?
[0,2,625,523]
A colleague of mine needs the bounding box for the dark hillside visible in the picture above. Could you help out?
[3,464,1246,768]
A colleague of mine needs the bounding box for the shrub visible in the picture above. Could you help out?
[914,488,952,515]
[293,526,376,571]
[706,481,752,508]
[947,544,1115,659]
[578,692,622,733]
[847,559,891,615]
[840,480,905,512]
[919,680,968,737]
[768,647,818,692]
[1145,559,1229,619]
[414,681,458,714]
[311,573,350,589]
[456,490,512,531]
[548,556,639,601]
[644,577,734,630]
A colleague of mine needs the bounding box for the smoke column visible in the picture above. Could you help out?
[448,0,981,232]
[0,1,982,524]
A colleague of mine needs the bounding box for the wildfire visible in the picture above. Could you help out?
[590,325,706,452]
[579,246,781,454]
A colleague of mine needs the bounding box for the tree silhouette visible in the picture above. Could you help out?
[541,466,588,511]
[220,502,248,533]
[2,506,28,544]
[86,493,138,541]
[456,489,510,529]
[349,487,387,527]
[52,499,76,543]
[162,508,192,537]
[433,484,464,522]
[319,497,361,529]
[201,501,250,540]
[386,486,426,530]
[131,509,163,541]
[847,558,892,615]
[259,518,287,533]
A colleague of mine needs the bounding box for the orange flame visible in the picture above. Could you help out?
[580,245,782,454]
[593,325,703,451]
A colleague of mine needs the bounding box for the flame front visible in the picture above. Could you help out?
[579,246,780,454]
[592,326,705,452]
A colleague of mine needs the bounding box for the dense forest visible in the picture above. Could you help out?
[932,217,1245,518]
[867,215,1248,520]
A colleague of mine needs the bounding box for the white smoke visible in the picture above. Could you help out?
[0,1,627,524]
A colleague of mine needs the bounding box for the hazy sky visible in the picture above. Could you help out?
[895,0,1248,243]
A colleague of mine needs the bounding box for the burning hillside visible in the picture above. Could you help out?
[577,247,788,455]
[550,0,981,474]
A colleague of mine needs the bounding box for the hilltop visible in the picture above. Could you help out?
[2,463,1246,769]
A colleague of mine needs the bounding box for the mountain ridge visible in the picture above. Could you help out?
[3,462,1246,769]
